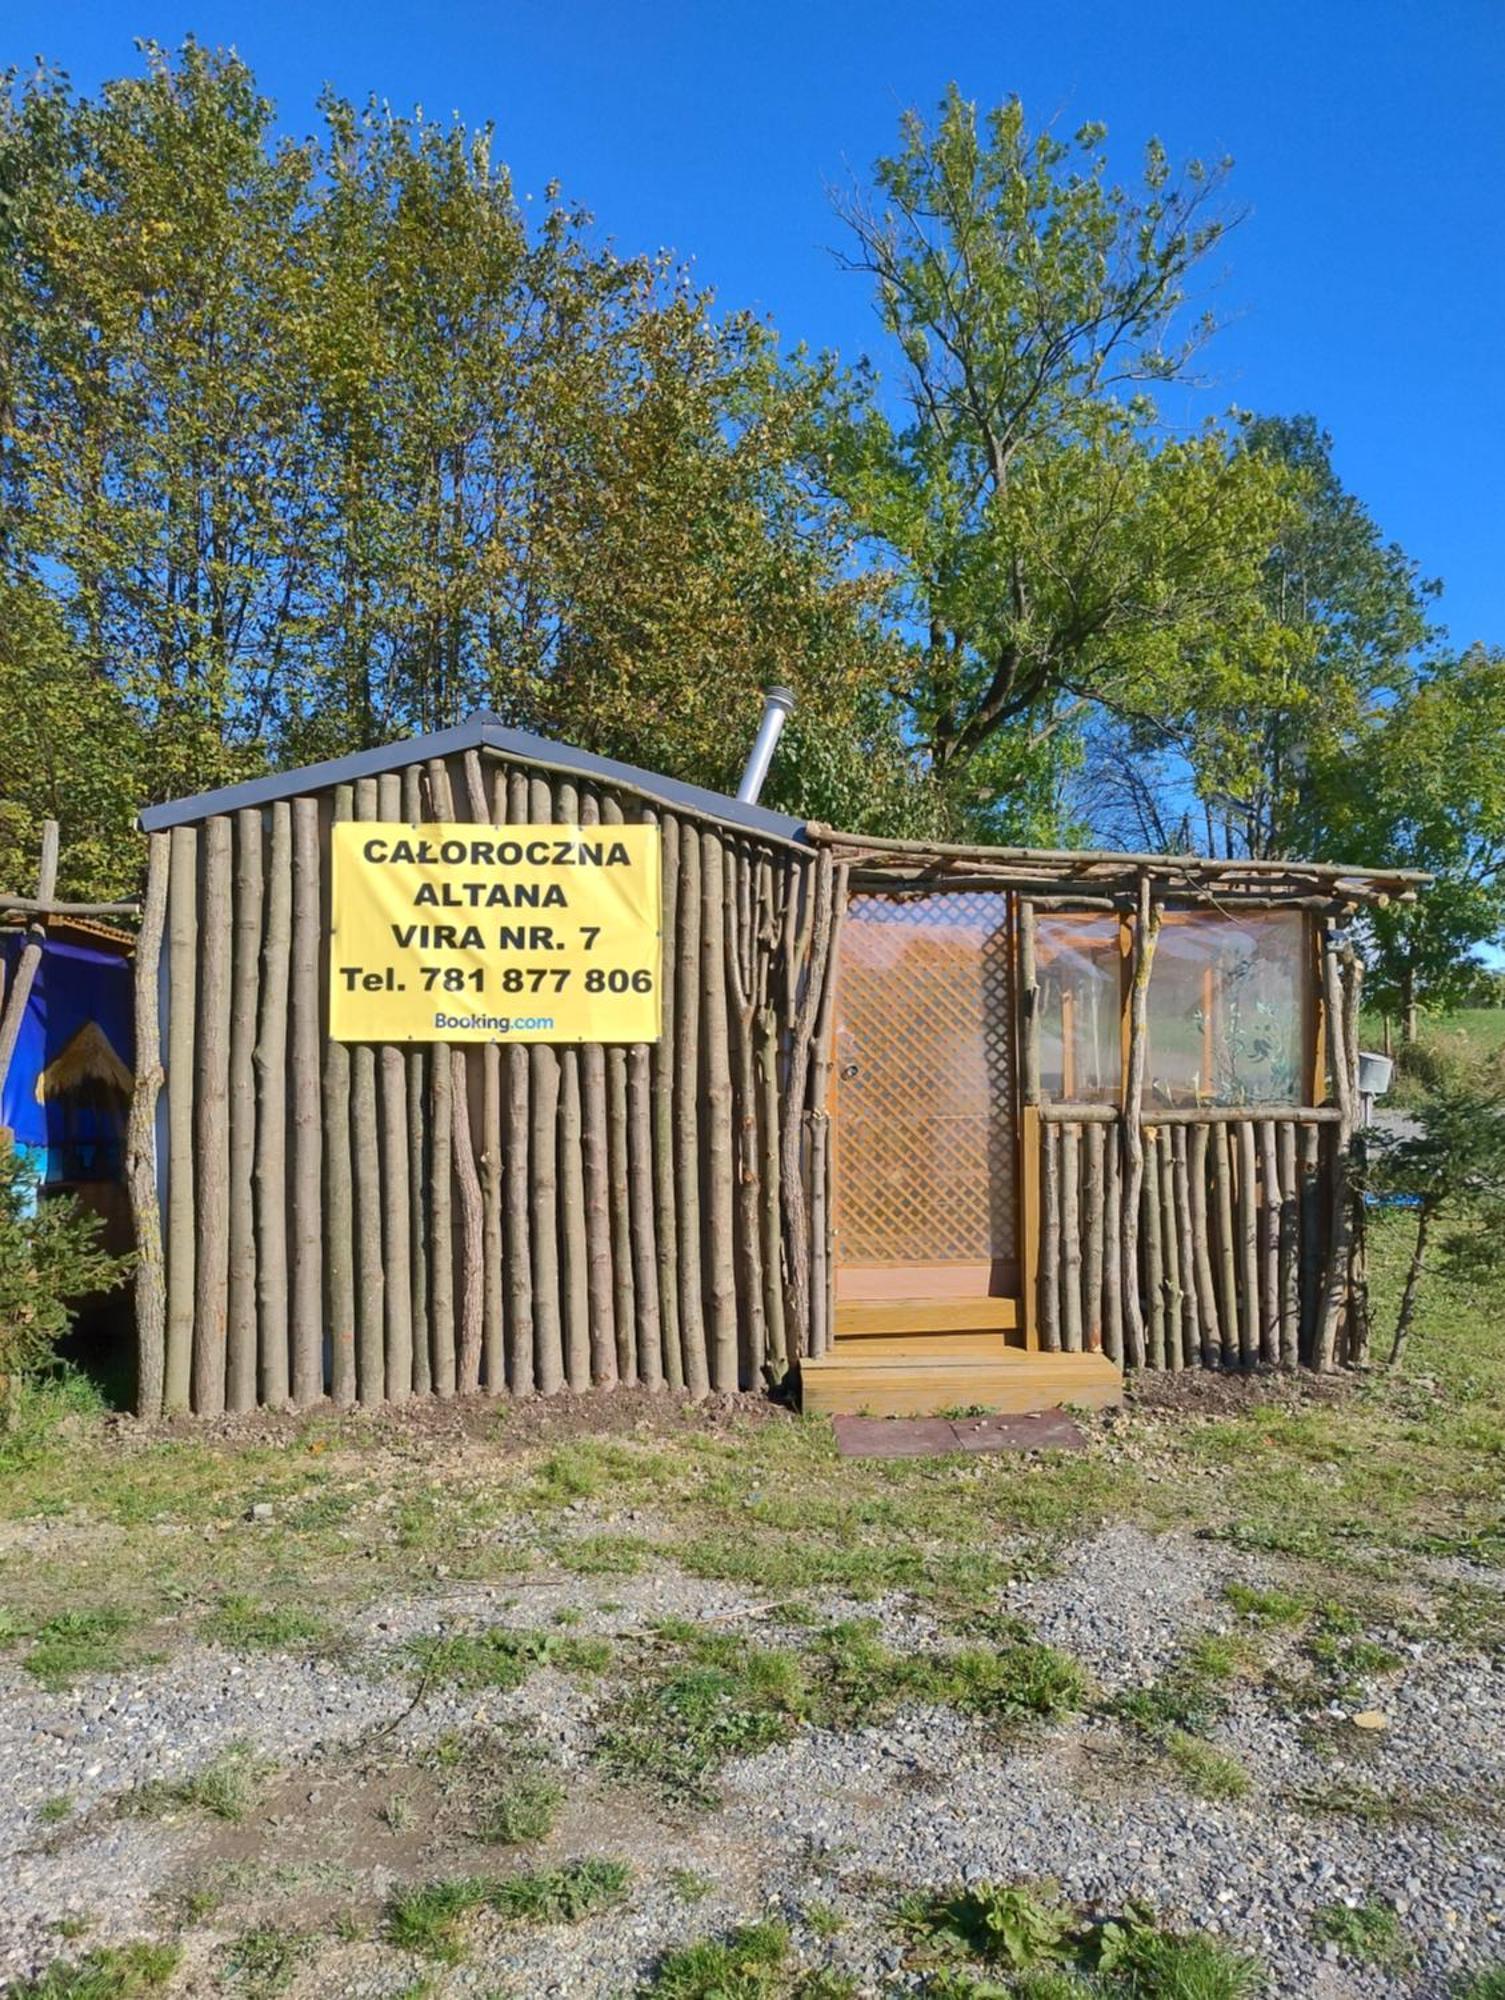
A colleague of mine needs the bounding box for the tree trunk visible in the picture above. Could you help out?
[127,833,170,1417]
[1389,1201,1433,1368]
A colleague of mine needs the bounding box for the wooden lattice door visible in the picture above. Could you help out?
[832,891,1017,1303]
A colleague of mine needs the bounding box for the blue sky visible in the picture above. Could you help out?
[7,0,1503,650]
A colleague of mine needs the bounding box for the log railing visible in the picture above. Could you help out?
[1032,1103,1358,1371]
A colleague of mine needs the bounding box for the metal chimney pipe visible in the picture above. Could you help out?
[736,686,795,804]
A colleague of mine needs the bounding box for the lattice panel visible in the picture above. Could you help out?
[833,892,1016,1268]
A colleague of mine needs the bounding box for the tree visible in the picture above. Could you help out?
[1300,647,1505,1035]
[1369,1043,1505,1366]
[825,87,1294,837]
[0,42,908,894]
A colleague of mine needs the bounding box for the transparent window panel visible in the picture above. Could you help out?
[1037,914,1122,1104]
[1146,910,1306,1107]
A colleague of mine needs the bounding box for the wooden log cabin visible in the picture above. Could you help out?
[126,714,1424,1420]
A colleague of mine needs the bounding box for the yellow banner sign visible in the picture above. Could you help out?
[329,821,662,1044]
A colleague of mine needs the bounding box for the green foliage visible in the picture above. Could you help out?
[407,1623,611,1691]
[825,87,1292,837]
[0,1148,131,1379]
[24,1607,137,1688]
[121,1741,271,1822]
[1,1944,179,1999]
[221,1926,311,1997]
[1456,1972,1505,2000]
[643,1920,793,1998]
[597,1634,806,1805]
[476,1771,565,1846]
[1162,1730,1249,1801]
[899,1882,1076,1971]
[1311,1899,1412,1970]
[385,1859,629,1959]
[198,1596,333,1653]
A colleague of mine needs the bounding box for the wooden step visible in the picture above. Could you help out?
[834,1295,1019,1338]
[799,1340,1121,1419]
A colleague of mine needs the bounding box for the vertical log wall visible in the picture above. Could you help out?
[131,751,836,1414]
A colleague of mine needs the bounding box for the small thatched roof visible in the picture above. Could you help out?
[34,1020,133,1103]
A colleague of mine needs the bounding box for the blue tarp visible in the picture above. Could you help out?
[0,931,134,1185]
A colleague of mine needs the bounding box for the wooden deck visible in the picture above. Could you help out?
[800,1325,1122,1419]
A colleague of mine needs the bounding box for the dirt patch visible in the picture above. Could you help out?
[1124,1365,1357,1416]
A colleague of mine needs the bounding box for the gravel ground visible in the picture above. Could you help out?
[2,1522,1502,1997]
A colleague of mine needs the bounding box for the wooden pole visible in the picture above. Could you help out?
[126,832,169,1418]
[629,805,665,1390]
[528,774,565,1394]
[675,821,710,1395]
[1211,1122,1238,1369]
[1278,1118,1300,1369]
[699,828,738,1390]
[651,814,682,1390]
[1120,872,1160,1368]
[806,863,846,1361]
[724,843,768,1382]
[1142,1126,1165,1368]
[1082,1117,1105,1352]
[1298,1120,1322,1365]
[1237,1118,1259,1368]
[502,767,533,1395]
[1059,1122,1083,1353]
[602,795,638,1382]
[351,779,385,1403]
[376,773,413,1404]
[577,790,619,1385]
[192,816,232,1415]
[253,809,288,1407]
[755,856,788,1381]
[1158,1122,1185,1370]
[1018,898,1041,1106]
[1259,1119,1281,1367]
[778,848,835,1359]
[442,763,485,1397]
[164,824,199,1413]
[1101,1115,1123,1364]
[401,761,430,1397]
[554,779,592,1390]
[0,819,57,1099]
[1314,935,1358,1371]
[289,797,323,1407]
[1170,1125,1199,1368]
[481,998,505,1393]
[323,786,357,1408]
[1039,1118,1061,1354]
[1188,1122,1221,1368]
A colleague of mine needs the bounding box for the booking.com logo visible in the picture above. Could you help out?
[432,1013,556,1033]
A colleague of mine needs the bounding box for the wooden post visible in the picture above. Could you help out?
[1278,1119,1300,1368]
[602,795,637,1382]
[578,789,618,1385]
[323,786,357,1408]
[0,819,57,1098]
[1102,1114,1123,1364]
[1060,1121,1083,1353]
[1018,898,1041,1106]
[127,832,170,1418]
[502,767,533,1395]
[675,822,710,1395]
[1188,1122,1220,1368]
[724,842,768,1382]
[192,816,232,1415]
[651,815,682,1389]
[401,762,431,1397]
[1212,1122,1238,1369]
[376,773,413,1404]
[1313,930,1355,1371]
[1298,1119,1322,1365]
[807,865,846,1361]
[481,1011,505,1394]
[253,809,289,1407]
[1171,1125,1200,1369]
[554,779,591,1390]
[1039,1118,1061,1353]
[164,824,199,1413]
[778,848,835,1360]
[1082,1117,1105,1352]
[1119,872,1160,1368]
[351,779,385,1403]
[1158,1122,1184,1370]
[1143,1126,1165,1368]
[1237,1118,1259,1368]
[1259,1119,1281,1367]
[528,773,564,1394]
[289,797,323,1406]
[225,812,262,1408]
[630,807,666,1390]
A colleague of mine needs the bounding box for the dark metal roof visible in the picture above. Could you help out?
[138,713,807,843]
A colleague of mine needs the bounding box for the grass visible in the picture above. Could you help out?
[598,1620,1088,1807]
[895,1882,1263,1997]
[1163,1730,1250,1801]
[473,1769,565,1845]
[2,1943,180,1998]
[199,1596,334,1654]
[644,1920,858,1998]
[1456,1973,1505,2000]
[406,1623,612,1692]
[385,1858,630,1960]
[121,1742,271,1824]
[23,1608,142,1689]
[1311,1898,1413,1970]
[220,1925,312,1996]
